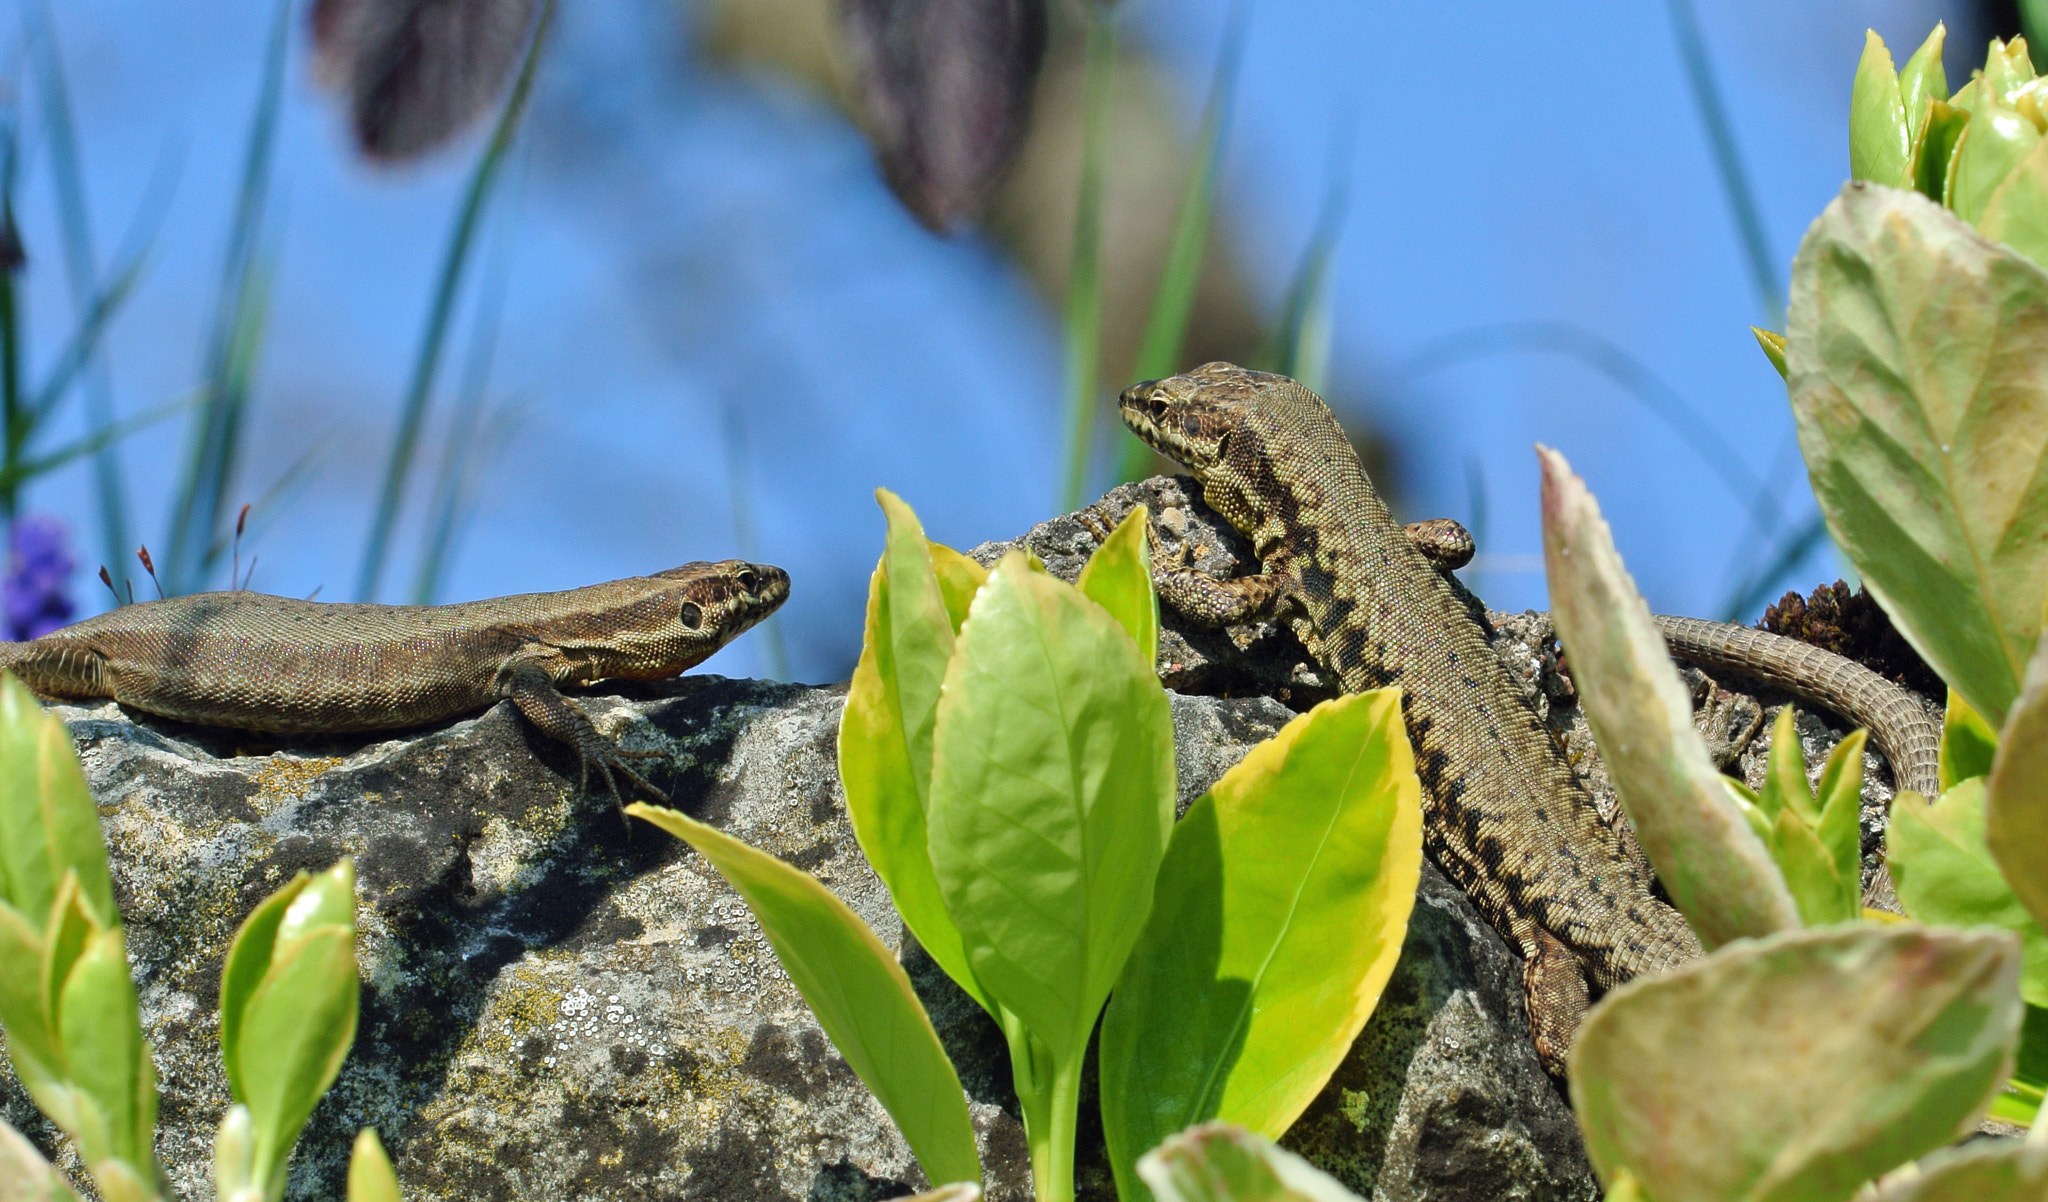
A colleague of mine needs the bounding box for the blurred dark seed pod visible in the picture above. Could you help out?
[841,0,1049,232]
[309,0,538,162]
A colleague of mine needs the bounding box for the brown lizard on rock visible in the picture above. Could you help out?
[0,560,788,803]
[1118,361,1940,1075]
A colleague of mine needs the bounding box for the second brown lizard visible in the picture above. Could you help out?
[1119,362,1939,1074]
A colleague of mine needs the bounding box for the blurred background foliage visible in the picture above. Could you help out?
[0,0,2019,682]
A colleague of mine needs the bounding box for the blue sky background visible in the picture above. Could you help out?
[10,0,1975,681]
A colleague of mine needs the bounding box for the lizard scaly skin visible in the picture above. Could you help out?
[0,559,788,803]
[1119,362,1940,1074]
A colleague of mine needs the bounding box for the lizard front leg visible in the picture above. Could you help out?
[499,662,670,806]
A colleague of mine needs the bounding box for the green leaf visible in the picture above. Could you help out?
[1984,37,2039,106]
[1721,777,1776,849]
[1898,24,1949,147]
[1866,1138,2048,1200]
[1759,707,1816,824]
[0,1115,86,1201]
[1786,183,2048,726]
[235,924,358,1194]
[1135,1122,1364,1202]
[928,551,1176,1069]
[1099,691,1423,1198]
[219,872,303,1099]
[0,674,115,928]
[1571,924,2022,1202]
[1888,780,2048,1007]
[928,542,988,635]
[347,1129,402,1202]
[1752,327,1788,379]
[927,551,1176,1196]
[41,875,103,1061]
[1941,689,2000,790]
[1995,1001,2048,1124]
[1772,807,1855,928]
[1076,505,1159,668]
[1813,731,1867,923]
[1754,709,1860,926]
[627,802,980,1190]
[1851,30,1910,187]
[0,901,58,1091]
[56,926,157,1185]
[1539,445,1799,947]
[1977,135,2048,271]
[213,1103,257,1202]
[217,860,358,1195]
[1913,102,1969,204]
[1988,631,2048,933]
[1950,100,2043,224]
[839,490,990,1012]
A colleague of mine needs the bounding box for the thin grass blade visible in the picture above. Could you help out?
[356,0,552,601]
[25,0,132,578]
[1057,2,1116,513]
[1117,1,1246,482]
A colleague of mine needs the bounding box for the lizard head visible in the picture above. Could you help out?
[1118,361,1288,471]
[582,560,790,679]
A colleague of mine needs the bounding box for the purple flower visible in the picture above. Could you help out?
[5,514,76,641]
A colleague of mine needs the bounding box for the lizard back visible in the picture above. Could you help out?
[1122,363,1700,988]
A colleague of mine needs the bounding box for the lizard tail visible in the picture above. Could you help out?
[1651,614,1940,799]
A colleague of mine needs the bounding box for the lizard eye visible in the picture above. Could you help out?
[679,601,705,630]
[1145,397,1169,422]
[736,569,759,592]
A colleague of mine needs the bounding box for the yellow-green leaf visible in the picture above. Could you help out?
[235,923,359,1195]
[1540,446,1798,947]
[1941,689,2000,790]
[927,552,1176,1071]
[347,1129,403,1202]
[1889,780,2048,1007]
[928,542,988,634]
[1752,328,1788,379]
[1759,707,1817,825]
[0,675,114,929]
[1851,30,1910,187]
[1867,1138,2048,1200]
[0,1114,85,1201]
[1571,925,2021,1202]
[1813,731,1866,922]
[839,489,990,1012]
[0,902,57,1093]
[1950,100,2043,224]
[1913,102,1970,203]
[219,871,307,1100]
[628,803,980,1190]
[1135,1122,1365,1202]
[55,927,157,1183]
[1898,24,1949,145]
[1099,691,1422,1198]
[1988,632,2048,933]
[1786,183,2048,726]
[1978,135,2048,271]
[1076,505,1159,669]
